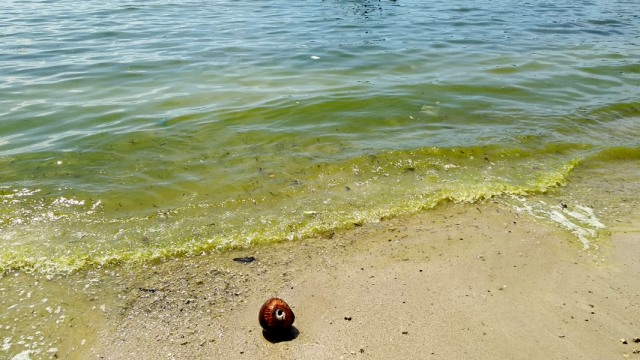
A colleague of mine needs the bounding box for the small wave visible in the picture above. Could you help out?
[0,146,581,275]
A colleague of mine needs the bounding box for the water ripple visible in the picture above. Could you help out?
[0,0,639,273]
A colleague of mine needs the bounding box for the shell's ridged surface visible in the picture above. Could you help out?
[259,298,295,333]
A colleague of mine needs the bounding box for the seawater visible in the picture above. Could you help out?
[1,0,639,274]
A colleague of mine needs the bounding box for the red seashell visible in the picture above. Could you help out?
[259,298,295,333]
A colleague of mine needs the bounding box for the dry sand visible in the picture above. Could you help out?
[87,201,640,360]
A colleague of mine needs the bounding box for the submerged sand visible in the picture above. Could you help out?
[85,200,640,360]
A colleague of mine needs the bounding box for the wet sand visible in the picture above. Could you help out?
[89,201,640,359]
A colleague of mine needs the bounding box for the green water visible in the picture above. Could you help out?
[1,0,639,277]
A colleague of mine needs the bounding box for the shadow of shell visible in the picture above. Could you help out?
[262,326,299,343]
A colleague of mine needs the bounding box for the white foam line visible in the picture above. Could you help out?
[571,205,606,228]
[547,210,593,250]
[509,196,605,250]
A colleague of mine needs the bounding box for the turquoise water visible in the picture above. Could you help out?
[1,0,639,274]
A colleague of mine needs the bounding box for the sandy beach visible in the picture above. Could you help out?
[3,2,639,359]
[85,200,640,360]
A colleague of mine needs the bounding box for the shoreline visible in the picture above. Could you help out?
[87,201,640,359]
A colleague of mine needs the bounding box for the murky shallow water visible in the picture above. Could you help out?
[1,0,639,274]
